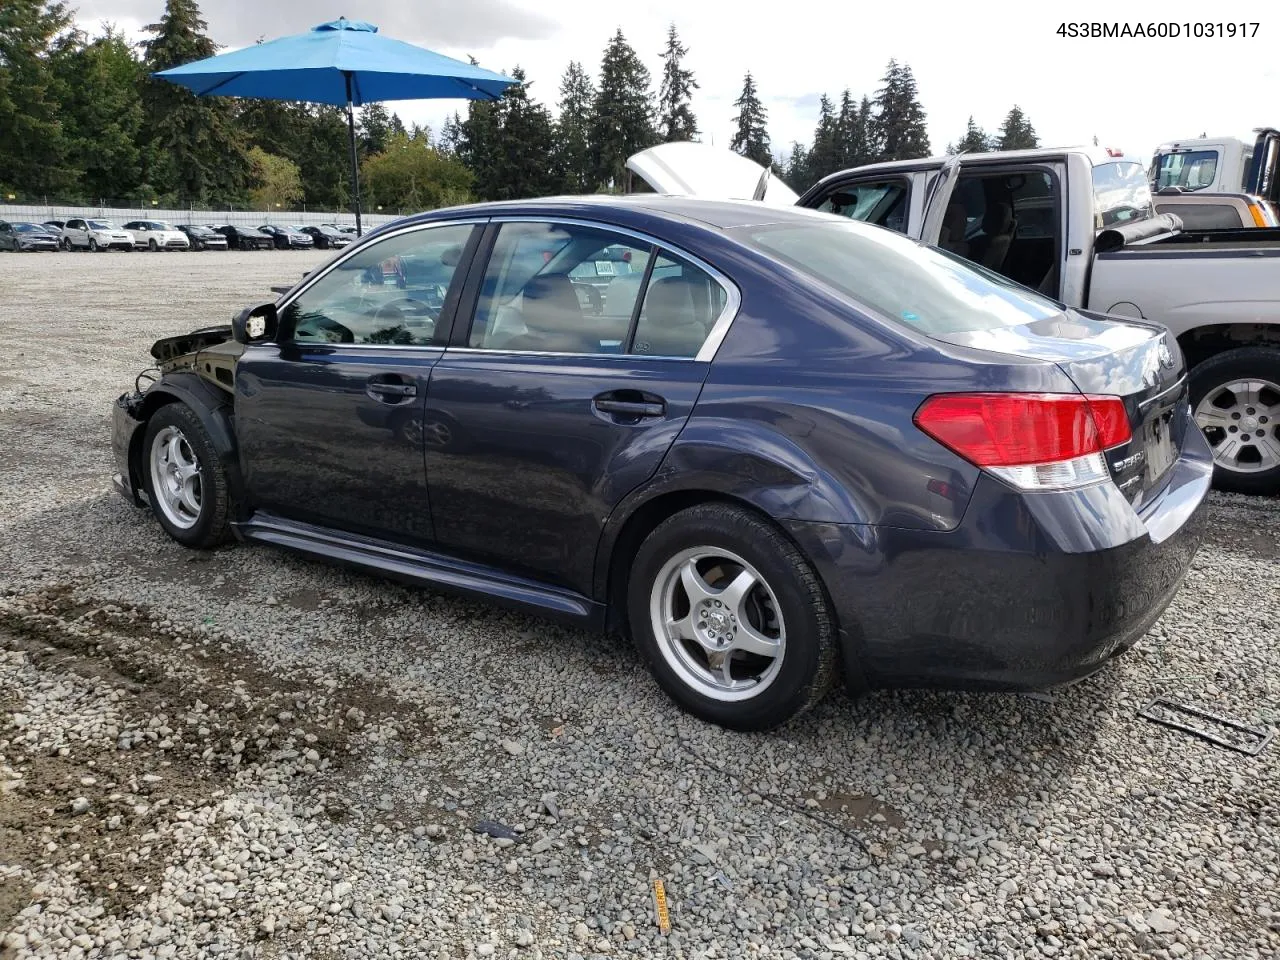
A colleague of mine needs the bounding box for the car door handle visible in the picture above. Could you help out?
[366,379,417,402]
[592,393,666,419]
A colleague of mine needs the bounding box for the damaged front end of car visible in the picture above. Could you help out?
[112,324,245,508]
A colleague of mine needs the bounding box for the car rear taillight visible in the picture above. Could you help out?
[914,393,1132,491]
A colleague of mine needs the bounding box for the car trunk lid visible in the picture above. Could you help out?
[625,142,800,207]
[931,311,1188,506]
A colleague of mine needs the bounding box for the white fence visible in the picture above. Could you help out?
[0,203,407,231]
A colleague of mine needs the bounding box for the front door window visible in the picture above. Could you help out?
[280,223,476,347]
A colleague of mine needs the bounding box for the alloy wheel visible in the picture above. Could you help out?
[648,547,786,702]
[1194,378,1280,474]
[148,425,203,530]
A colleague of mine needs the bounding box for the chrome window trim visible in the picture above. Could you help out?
[482,215,741,364]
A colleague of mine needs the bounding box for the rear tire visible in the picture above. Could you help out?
[626,503,838,731]
[142,404,233,549]
[1190,346,1280,495]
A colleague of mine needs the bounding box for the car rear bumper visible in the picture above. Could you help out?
[785,425,1215,694]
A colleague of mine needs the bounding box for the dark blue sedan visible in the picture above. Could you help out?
[110,196,1212,731]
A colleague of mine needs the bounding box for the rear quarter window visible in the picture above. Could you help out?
[734,219,1062,336]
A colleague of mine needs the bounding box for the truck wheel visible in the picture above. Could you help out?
[1190,346,1280,495]
[142,404,233,549]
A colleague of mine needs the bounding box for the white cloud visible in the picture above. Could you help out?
[79,0,1273,170]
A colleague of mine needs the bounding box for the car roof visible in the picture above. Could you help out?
[390,194,841,234]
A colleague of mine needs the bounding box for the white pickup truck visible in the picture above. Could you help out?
[627,142,1280,495]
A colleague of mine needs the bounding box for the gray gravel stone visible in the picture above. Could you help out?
[0,252,1277,960]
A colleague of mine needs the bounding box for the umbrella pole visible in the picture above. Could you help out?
[344,72,363,238]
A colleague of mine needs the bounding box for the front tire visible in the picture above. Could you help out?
[626,503,838,731]
[142,404,233,549]
[1190,346,1280,495]
[88,238,98,252]
[149,238,158,251]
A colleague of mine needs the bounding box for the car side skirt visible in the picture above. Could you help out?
[235,512,607,631]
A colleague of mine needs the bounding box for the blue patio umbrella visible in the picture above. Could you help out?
[154,17,515,235]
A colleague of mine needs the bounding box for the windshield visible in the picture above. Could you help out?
[733,219,1062,336]
[14,223,45,233]
[88,220,115,230]
[1150,149,1219,192]
[146,221,174,230]
[1091,161,1157,229]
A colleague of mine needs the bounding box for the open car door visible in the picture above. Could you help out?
[625,141,800,207]
[917,153,964,247]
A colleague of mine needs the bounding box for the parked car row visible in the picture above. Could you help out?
[0,217,359,252]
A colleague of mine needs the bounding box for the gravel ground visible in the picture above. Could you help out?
[1,249,1278,960]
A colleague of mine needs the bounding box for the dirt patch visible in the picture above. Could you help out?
[0,580,443,927]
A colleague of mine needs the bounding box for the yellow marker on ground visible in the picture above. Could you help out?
[652,876,671,934]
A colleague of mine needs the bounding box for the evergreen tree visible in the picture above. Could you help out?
[0,0,79,197]
[554,60,595,192]
[55,25,145,201]
[140,0,247,203]
[871,60,930,161]
[590,29,656,189]
[782,141,809,191]
[656,23,697,142]
[439,111,464,155]
[296,106,351,209]
[359,102,396,156]
[806,94,839,180]
[729,71,770,167]
[996,105,1038,150]
[947,115,992,154]
[488,66,558,201]
[856,94,878,165]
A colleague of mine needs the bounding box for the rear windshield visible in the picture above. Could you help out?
[732,219,1061,335]
[1092,161,1157,229]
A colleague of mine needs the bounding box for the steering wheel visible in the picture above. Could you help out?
[373,297,438,324]
[294,316,355,343]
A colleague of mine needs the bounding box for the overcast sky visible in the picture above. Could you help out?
[73,0,1274,169]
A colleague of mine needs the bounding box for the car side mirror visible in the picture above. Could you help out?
[232,302,279,344]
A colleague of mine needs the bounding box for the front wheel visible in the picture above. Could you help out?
[142,404,233,549]
[148,238,158,251]
[1191,346,1280,495]
[88,238,98,252]
[626,503,838,731]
